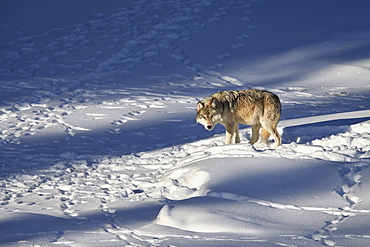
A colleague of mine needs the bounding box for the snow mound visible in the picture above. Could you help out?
[155,157,345,234]
[156,197,331,235]
[161,168,210,200]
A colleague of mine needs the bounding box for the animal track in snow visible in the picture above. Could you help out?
[215,52,232,60]
[237,34,251,40]
[230,43,246,49]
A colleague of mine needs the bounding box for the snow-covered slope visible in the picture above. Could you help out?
[1,0,370,246]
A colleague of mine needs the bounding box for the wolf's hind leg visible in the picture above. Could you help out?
[261,122,281,148]
[250,124,261,145]
[272,128,282,148]
[260,128,270,144]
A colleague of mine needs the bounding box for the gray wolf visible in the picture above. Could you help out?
[196,89,282,149]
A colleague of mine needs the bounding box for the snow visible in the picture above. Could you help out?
[1,0,370,246]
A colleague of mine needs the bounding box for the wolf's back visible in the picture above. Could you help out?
[213,89,281,113]
[240,89,281,121]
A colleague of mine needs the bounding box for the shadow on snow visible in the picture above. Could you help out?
[0,202,163,245]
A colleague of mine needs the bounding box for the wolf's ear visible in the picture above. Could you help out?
[210,98,218,108]
[196,101,204,112]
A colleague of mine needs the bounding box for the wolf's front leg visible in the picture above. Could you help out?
[225,123,238,144]
[235,124,241,143]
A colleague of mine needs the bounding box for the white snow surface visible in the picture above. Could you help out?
[1,0,370,246]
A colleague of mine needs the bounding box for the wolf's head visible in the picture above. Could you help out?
[196,97,222,131]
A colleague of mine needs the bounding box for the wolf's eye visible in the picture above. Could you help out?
[210,115,213,119]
